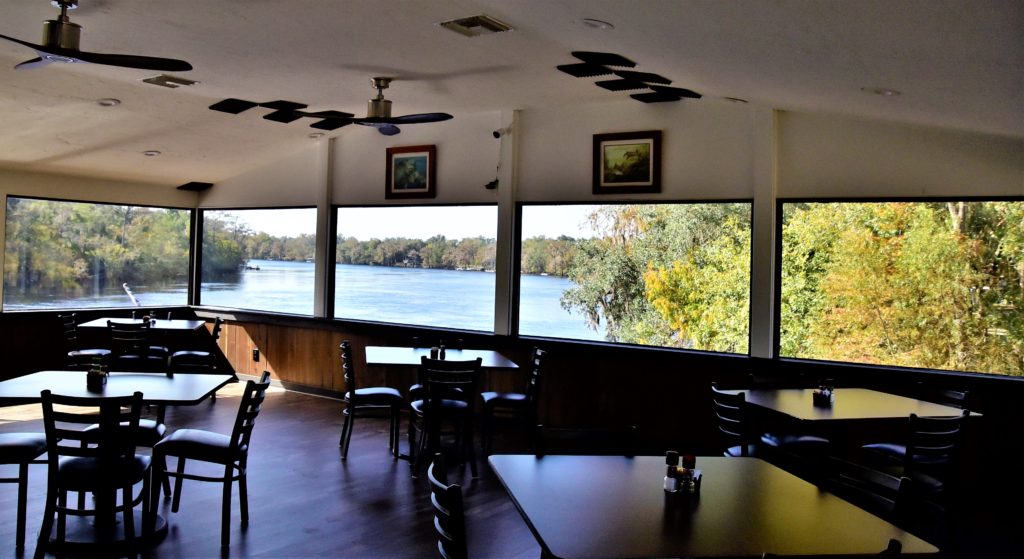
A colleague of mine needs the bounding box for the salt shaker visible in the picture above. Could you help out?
[663,451,680,493]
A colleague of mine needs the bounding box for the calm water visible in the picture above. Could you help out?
[5,260,604,340]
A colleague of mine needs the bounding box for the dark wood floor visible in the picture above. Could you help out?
[2,382,1021,558]
[0,383,540,559]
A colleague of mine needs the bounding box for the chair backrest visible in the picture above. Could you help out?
[525,347,546,408]
[904,410,968,477]
[58,312,79,350]
[210,317,224,342]
[427,453,467,559]
[823,457,914,524]
[340,340,358,393]
[418,357,483,411]
[535,425,638,456]
[40,389,144,469]
[710,382,750,453]
[228,372,272,456]
[107,319,152,355]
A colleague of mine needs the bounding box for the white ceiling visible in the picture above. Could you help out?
[0,0,1021,186]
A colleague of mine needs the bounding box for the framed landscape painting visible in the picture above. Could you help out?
[386,145,436,199]
[592,130,661,194]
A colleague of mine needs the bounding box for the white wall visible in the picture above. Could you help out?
[518,99,756,201]
[778,112,1024,198]
[198,144,323,208]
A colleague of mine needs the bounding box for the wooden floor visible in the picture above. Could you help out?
[0,383,540,559]
[1,382,1020,558]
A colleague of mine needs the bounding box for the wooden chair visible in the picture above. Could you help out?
[338,340,405,460]
[35,390,152,559]
[107,319,169,372]
[409,357,482,477]
[534,424,639,456]
[0,433,47,550]
[151,371,271,547]
[168,317,223,373]
[480,347,545,455]
[427,453,467,559]
[58,312,110,369]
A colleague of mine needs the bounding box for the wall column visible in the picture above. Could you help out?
[749,108,779,358]
[493,109,520,336]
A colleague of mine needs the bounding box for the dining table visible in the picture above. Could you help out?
[723,387,978,455]
[78,317,208,331]
[0,370,235,552]
[489,454,939,558]
[365,345,519,369]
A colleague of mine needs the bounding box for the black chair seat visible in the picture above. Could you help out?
[68,348,111,358]
[761,433,831,450]
[58,455,151,490]
[411,399,470,413]
[170,349,207,359]
[85,419,167,448]
[724,443,763,458]
[0,433,47,464]
[863,443,951,467]
[481,391,527,406]
[155,428,238,465]
[349,386,404,405]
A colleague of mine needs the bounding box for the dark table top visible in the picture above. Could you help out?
[489,455,938,558]
[365,346,518,369]
[0,371,234,405]
[724,387,972,421]
[79,317,207,331]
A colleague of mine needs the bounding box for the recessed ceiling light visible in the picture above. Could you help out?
[142,150,161,157]
[97,98,121,107]
[577,18,614,30]
[861,86,901,97]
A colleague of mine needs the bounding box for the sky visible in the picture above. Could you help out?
[215,205,601,240]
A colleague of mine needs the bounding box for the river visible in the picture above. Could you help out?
[5,259,605,340]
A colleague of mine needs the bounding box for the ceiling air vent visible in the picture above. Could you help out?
[438,14,514,37]
[141,75,198,89]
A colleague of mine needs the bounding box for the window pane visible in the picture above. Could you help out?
[335,206,497,331]
[780,201,1024,376]
[520,203,752,354]
[200,208,317,315]
[3,197,190,310]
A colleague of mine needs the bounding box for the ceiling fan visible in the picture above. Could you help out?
[0,0,192,71]
[209,77,454,136]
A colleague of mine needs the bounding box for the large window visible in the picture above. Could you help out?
[519,203,753,354]
[3,197,190,310]
[780,200,1024,376]
[335,206,497,331]
[200,208,317,315]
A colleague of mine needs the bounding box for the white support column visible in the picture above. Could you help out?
[492,109,520,336]
[748,108,780,358]
[312,137,334,318]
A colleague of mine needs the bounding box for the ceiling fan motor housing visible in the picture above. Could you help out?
[367,98,392,119]
[42,18,81,51]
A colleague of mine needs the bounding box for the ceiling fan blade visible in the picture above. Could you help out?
[72,51,193,72]
[357,122,401,136]
[14,56,54,70]
[0,32,191,71]
[385,112,454,124]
